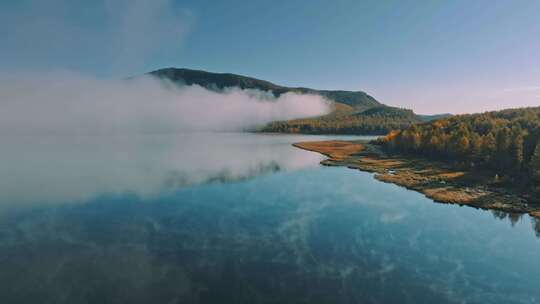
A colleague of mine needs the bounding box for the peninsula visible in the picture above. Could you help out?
[294,140,540,220]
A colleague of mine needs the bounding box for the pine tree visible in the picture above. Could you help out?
[530,143,540,182]
[482,133,496,162]
[470,133,482,162]
[495,128,512,170]
[510,133,524,172]
[457,135,470,156]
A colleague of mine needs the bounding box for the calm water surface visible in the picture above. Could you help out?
[0,133,539,304]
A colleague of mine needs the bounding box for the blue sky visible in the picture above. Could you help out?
[1,0,539,114]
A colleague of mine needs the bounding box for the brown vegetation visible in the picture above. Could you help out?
[294,140,540,219]
[292,141,364,161]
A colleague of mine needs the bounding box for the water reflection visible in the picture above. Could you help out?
[533,218,540,238]
[0,133,369,207]
[490,210,540,237]
[1,133,539,304]
[1,167,539,303]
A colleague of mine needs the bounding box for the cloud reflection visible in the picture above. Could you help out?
[0,133,345,206]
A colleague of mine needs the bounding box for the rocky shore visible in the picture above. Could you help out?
[293,140,540,220]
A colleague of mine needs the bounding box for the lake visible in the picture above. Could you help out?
[1,133,539,304]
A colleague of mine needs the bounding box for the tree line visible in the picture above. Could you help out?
[261,108,418,135]
[376,107,540,195]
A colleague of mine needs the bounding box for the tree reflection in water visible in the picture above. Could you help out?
[491,210,540,238]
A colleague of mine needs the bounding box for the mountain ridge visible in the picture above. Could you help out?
[149,67,381,110]
[148,67,451,134]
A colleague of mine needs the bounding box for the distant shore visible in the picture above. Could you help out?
[293,140,540,220]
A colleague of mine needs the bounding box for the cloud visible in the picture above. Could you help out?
[0,71,331,135]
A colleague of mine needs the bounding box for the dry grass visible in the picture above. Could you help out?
[293,139,540,216]
[293,141,364,161]
[376,173,423,188]
[358,157,403,167]
[422,187,480,204]
[436,172,465,179]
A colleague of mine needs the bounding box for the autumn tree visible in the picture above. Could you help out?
[377,106,540,198]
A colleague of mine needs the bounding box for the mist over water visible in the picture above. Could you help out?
[0,68,330,207]
[0,71,331,135]
[0,69,333,206]
[0,133,369,207]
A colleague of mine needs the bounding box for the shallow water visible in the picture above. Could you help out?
[0,133,539,304]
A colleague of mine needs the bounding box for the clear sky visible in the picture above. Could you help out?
[1,0,539,114]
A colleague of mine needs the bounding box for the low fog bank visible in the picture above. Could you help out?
[0,71,331,134]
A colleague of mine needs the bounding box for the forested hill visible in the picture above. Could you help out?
[149,67,380,110]
[376,106,540,197]
[261,105,421,135]
[149,67,449,134]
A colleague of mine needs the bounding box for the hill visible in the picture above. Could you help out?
[149,68,380,110]
[261,105,421,135]
[149,67,448,134]
[417,113,453,122]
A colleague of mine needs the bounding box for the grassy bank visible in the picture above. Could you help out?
[294,140,540,220]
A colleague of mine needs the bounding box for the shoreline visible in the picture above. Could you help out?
[293,140,540,220]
